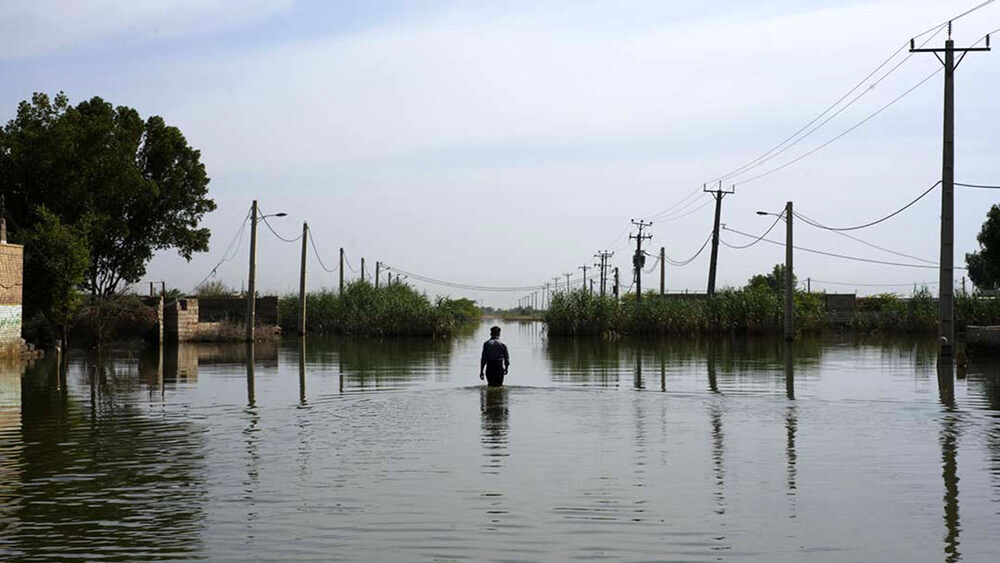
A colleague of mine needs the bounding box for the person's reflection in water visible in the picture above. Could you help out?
[480,386,509,474]
[479,386,510,530]
[938,360,961,563]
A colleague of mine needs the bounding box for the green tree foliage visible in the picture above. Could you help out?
[965,205,1000,291]
[1,92,215,297]
[747,264,796,293]
[19,208,90,345]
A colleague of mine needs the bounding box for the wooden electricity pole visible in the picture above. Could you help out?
[298,222,308,336]
[911,23,991,356]
[706,182,734,296]
[630,220,653,303]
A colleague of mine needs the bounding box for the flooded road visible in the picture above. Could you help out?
[2,320,999,561]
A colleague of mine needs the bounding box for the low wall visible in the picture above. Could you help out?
[198,296,278,325]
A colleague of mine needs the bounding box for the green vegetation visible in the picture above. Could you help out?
[2,92,214,346]
[545,286,825,337]
[966,204,1000,291]
[278,281,481,336]
[545,265,1000,337]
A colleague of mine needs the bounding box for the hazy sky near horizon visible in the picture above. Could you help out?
[2,0,999,306]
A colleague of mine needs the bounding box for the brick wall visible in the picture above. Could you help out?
[0,244,23,356]
[163,298,200,342]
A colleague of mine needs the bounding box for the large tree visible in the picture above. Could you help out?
[966,205,1000,291]
[1,92,215,296]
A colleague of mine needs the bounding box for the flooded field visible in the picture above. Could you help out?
[1,320,999,561]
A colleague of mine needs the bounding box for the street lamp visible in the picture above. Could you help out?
[246,200,288,342]
[757,203,794,341]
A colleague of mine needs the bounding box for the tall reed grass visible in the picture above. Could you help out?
[279,281,480,336]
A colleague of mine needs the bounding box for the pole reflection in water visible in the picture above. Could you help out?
[245,343,255,408]
[298,338,306,405]
[634,349,643,390]
[938,359,960,562]
[707,351,719,394]
[660,347,665,391]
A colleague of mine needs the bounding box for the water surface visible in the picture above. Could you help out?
[1,321,999,561]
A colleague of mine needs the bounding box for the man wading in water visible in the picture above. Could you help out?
[480,326,510,387]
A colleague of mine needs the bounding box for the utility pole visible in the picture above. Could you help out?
[911,23,991,356]
[298,222,308,336]
[613,267,620,300]
[659,247,665,296]
[552,277,561,294]
[564,273,572,292]
[361,258,366,283]
[595,251,614,296]
[706,182,734,296]
[375,261,381,288]
[339,248,345,294]
[630,219,653,303]
[807,277,811,293]
[785,201,794,342]
[245,200,259,342]
[579,264,590,290]
[590,279,595,294]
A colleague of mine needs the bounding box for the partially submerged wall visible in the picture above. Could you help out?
[0,243,23,356]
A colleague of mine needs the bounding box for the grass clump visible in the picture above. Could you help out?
[279,281,480,336]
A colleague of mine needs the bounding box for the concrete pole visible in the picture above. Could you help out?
[785,201,794,342]
[298,222,308,336]
[659,247,665,296]
[361,258,366,283]
[939,37,956,355]
[375,261,381,288]
[613,267,620,300]
[339,248,344,294]
[245,200,258,342]
[707,192,723,296]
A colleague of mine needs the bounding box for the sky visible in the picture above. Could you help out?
[2,0,999,306]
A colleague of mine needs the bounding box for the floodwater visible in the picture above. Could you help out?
[1,321,999,562]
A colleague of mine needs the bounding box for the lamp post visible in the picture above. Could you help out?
[757,201,794,341]
[245,200,287,342]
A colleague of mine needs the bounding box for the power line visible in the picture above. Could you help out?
[664,232,714,267]
[721,211,785,250]
[192,207,252,291]
[956,181,1000,189]
[721,225,964,270]
[736,68,943,187]
[383,264,549,292]
[794,210,936,264]
[809,278,938,287]
[342,250,359,273]
[259,214,303,243]
[308,231,338,273]
[792,181,940,231]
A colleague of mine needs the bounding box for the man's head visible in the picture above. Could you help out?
[490,326,501,338]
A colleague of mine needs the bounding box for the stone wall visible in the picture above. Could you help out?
[163,298,200,342]
[0,243,24,356]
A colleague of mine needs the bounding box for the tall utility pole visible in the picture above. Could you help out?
[785,201,794,342]
[564,273,572,292]
[338,248,345,294]
[659,247,665,295]
[375,261,381,288]
[705,182,734,296]
[911,23,991,357]
[595,251,614,296]
[613,267,620,300]
[629,219,653,303]
[360,258,366,283]
[245,200,259,342]
[298,222,308,336]
[552,277,561,294]
[579,264,590,290]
